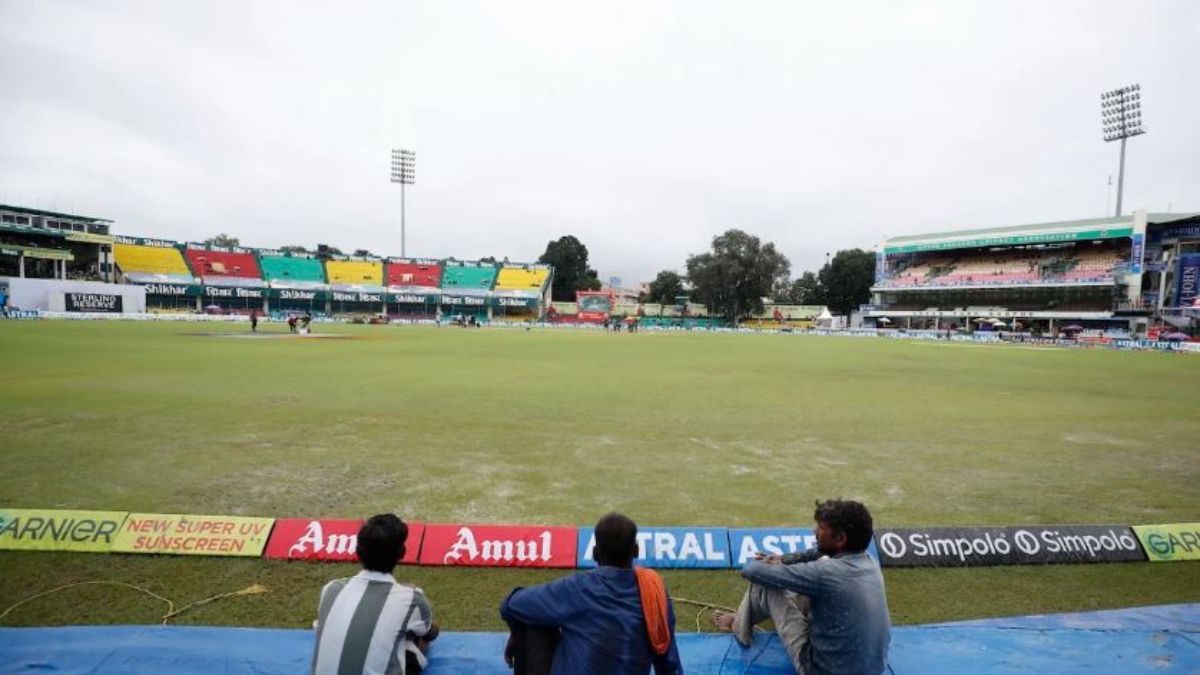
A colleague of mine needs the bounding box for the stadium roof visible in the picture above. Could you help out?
[0,203,112,223]
[883,213,1198,254]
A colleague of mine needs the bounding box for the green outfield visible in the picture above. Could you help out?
[0,320,1196,629]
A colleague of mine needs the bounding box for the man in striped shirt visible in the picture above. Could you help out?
[311,515,439,675]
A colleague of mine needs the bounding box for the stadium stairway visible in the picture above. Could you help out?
[0,604,1195,674]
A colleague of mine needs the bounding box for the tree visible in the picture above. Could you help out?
[783,271,825,305]
[685,229,791,322]
[203,233,239,248]
[538,235,602,301]
[279,245,309,254]
[641,270,686,305]
[316,244,343,259]
[352,248,374,257]
[818,249,876,315]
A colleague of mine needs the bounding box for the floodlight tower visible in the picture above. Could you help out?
[390,148,416,257]
[1100,84,1145,218]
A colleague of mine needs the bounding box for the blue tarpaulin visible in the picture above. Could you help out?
[1,604,1196,674]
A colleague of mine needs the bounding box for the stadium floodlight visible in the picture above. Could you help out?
[1100,84,1145,217]
[390,148,416,257]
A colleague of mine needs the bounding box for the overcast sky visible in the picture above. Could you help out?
[1,1,1197,284]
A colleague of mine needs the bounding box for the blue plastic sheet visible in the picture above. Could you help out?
[1,604,1196,674]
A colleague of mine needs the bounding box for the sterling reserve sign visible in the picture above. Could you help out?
[65,293,123,313]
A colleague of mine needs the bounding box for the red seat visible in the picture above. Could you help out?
[184,249,262,279]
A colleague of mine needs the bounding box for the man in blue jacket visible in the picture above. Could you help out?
[714,499,890,675]
[499,513,683,675]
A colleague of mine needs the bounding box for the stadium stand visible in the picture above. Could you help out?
[184,247,264,287]
[114,242,194,283]
[865,213,1200,334]
[386,261,442,289]
[876,242,1126,290]
[259,255,326,287]
[493,266,549,292]
[325,259,383,288]
[441,264,497,292]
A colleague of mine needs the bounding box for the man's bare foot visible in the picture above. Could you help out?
[712,611,736,633]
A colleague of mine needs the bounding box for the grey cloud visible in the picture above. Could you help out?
[1,0,1197,284]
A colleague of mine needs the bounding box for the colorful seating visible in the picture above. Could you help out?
[386,262,442,289]
[441,265,497,291]
[325,260,383,287]
[259,256,326,285]
[114,243,193,282]
[494,267,549,292]
[184,249,262,285]
[879,244,1127,289]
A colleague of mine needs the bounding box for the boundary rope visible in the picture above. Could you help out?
[0,581,267,626]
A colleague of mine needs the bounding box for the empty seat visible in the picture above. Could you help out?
[441,265,497,290]
[386,262,442,288]
[494,267,549,291]
[260,256,326,283]
[325,260,384,286]
[184,249,262,280]
[114,243,192,278]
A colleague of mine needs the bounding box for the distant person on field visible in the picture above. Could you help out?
[301,312,313,334]
[714,499,890,675]
[288,315,298,333]
[311,514,439,675]
[499,512,682,675]
[249,309,258,333]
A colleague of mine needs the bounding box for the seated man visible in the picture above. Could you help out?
[311,514,438,675]
[499,512,683,675]
[714,499,890,675]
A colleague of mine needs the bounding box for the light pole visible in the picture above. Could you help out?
[1101,84,1145,218]
[390,148,416,257]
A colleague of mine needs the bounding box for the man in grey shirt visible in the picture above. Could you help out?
[714,499,890,675]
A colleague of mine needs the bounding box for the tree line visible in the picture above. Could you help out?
[642,230,875,321]
[534,230,874,321]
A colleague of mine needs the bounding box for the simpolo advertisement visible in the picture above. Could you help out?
[874,525,1146,567]
[65,293,123,313]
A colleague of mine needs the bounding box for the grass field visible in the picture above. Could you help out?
[0,320,1197,630]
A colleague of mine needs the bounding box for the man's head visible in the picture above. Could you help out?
[356,514,409,574]
[593,512,639,568]
[813,499,874,555]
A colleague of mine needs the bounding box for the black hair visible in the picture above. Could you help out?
[356,514,408,573]
[593,512,638,568]
[814,499,874,553]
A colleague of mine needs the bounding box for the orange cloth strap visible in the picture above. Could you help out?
[634,566,671,656]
